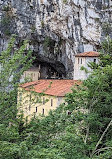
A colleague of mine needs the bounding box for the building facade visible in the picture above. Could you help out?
[20,67,40,82]
[18,51,100,120]
[18,80,81,120]
[74,51,99,80]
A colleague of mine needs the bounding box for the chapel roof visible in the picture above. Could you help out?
[75,51,100,57]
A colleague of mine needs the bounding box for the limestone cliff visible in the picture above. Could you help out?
[0,0,112,78]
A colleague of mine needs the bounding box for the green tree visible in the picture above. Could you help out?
[99,36,112,67]
[0,36,112,159]
[65,60,112,157]
[0,36,33,126]
[0,36,34,159]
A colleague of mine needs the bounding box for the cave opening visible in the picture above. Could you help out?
[33,59,66,80]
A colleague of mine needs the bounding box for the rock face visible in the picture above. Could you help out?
[0,0,112,78]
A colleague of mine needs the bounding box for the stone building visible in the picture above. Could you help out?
[18,80,81,120]
[74,51,100,80]
[20,67,41,82]
[18,51,100,120]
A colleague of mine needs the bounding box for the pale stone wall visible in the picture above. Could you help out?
[20,67,40,82]
[17,87,64,121]
[74,56,99,80]
[74,57,86,80]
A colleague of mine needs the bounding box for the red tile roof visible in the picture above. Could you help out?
[75,51,100,57]
[20,80,81,97]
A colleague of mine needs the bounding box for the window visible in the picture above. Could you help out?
[29,94,31,111]
[38,73,40,79]
[25,100,28,110]
[68,111,72,115]
[19,93,22,102]
[81,58,82,64]
[51,99,53,106]
[25,106,28,112]
[29,105,31,111]
[34,112,36,118]
[58,97,61,102]
[36,107,38,113]
[31,73,33,78]
[42,108,44,115]
[94,59,96,63]
[30,94,31,102]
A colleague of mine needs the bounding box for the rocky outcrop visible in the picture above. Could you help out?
[0,0,112,78]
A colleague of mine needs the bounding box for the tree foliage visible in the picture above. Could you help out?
[100,36,112,67]
[0,37,112,158]
[0,36,33,125]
